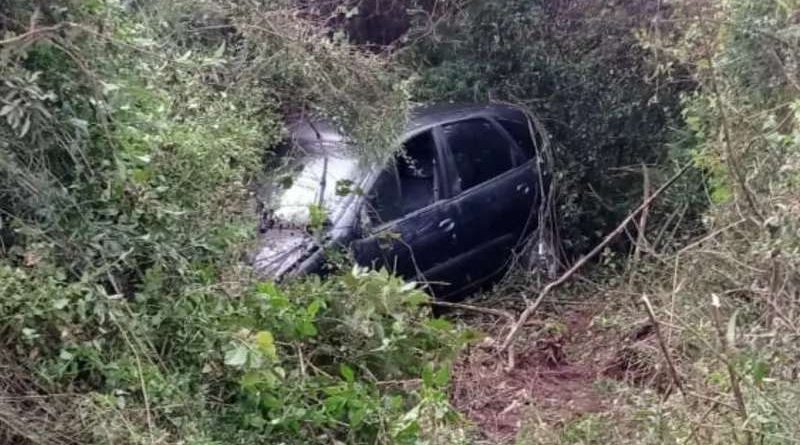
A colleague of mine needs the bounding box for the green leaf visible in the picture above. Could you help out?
[750,360,770,386]
[426,318,453,331]
[434,366,450,387]
[0,104,15,117]
[335,179,353,196]
[254,331,277,359]
[340,363,355,383]
[297,319,317,337]
[59,349,74,361]
[421,365,434,387]
[403,290,429,306]
[256,281,281,299]
[307,204,328,231]
[19,116,30,137]
[213,41,226,58]
[306,299,323,317]
[241,370,277,389]
[349,405,367,426]
[176,49,192,62]
[224,345,248,368]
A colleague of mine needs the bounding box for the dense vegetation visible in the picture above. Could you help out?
[1,0,799,444]
[0,2,461,444]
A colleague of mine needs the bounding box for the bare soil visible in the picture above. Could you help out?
[451,304,665,442]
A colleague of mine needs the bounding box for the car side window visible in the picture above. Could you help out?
[442,118,514,191]
[364,131,440,225]
[497,117,541,160]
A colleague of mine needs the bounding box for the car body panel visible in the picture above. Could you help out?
[352,202,458,280]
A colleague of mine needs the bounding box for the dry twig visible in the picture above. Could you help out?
[632,163,651,267]
[710,294,753,445]
[641,294,685,396]
[431,300,516,324]
[0,23,67,46]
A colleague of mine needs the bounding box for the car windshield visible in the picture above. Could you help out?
[268,155,363,226]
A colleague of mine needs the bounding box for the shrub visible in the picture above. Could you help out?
[594,1,800,443]
[0,1,461,444]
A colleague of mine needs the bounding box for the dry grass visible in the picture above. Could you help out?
[442,198,800,444]
[0,349,88,445]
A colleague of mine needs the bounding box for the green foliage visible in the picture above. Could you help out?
[0,1,457,444]
[221,268,467,444]
[225,1,411,164]
[0,262,466,444]
[486,1,800,443]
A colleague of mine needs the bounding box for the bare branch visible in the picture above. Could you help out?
[0,23,67,46]
[431,300,515,324]
[641,294,685,397]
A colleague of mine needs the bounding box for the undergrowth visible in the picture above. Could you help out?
[498,1,800,443]
[0,1,461,444]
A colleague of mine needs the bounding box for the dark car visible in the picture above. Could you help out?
[253,103,552,300]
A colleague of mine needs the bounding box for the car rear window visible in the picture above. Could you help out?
[442,118,513,191]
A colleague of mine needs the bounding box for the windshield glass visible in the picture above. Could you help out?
[268,155,362,226]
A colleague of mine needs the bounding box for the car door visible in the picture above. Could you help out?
[350,130,461,288]
[435,116,539,295]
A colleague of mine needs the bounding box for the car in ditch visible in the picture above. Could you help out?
[253,103,552,300]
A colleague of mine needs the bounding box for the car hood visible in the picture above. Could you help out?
[252,229,317,279]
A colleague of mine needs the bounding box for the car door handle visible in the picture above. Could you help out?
[516,183,531,194]
[438,218,455,232]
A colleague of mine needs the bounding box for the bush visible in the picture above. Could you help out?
[0,1,463,444]
[0,263,466,444]
[580,1,800,443]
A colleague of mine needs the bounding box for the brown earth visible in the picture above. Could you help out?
[450,305,668,442]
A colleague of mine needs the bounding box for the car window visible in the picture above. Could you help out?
[366,164,403,224]
[365,131,440,225]
[497,117,541,160]
[442,118,514,191]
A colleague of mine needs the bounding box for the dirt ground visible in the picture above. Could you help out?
[450,302,668,442]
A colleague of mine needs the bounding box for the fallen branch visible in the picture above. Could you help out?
[675,218,746,256]
[431,300,515,324]
[641,294,685,397]
[0,23,68,47]
[499,162,693,362]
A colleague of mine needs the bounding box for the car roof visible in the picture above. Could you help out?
[406,103,525,134]
[288,103,527,157]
